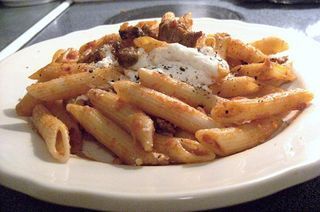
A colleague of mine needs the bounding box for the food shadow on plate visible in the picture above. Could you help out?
[0,109,30,133]
[2,108,20,118]
[0,108,57,163]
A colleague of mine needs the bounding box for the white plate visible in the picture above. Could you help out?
[1,18,320,211]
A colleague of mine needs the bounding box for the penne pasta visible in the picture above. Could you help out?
[211,88,313,124]
[251,36,289,55]
[87,89,155,152]
[32,104,70,163]
[53,48,79,63]
[138,68,217,112]
[205,33,230,59]
[113,81,221,133]
[133,36,167,52]
[15,93,42,116]
[66,104,169,165]
[227,38,267,63]
[231,59,296,86]
[195,117,283,156]
[51,49,66,62]
[153,134,215,163]
[226,56,242,69]
[174,128,196,140]
[29,63,96,82]
[246,84,284,98]
[210,75,259,98]
[45,100,82,154]
[27,67,123,101]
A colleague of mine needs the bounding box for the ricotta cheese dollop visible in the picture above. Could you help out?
[95,45,118,68]
[131,43,229,90]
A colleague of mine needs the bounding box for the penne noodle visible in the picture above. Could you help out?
[226,56,242,69]
[113,81,221,133]
[51,49,66,62]
[246,84,284,99]
[45,100,82,154]
[138,68,217,112]
[87,89,154,152]
[231,59,296,86]
[32,104,70,163]
[54,48,79,63]
[27,67,123,101]
[133,36,167,52]
[174,128,196,140]
[205,33,230,59]
[153,134,215,163]
[29,63,96,82]
[15,93,42,116]
[211,88,313,124]
[66,104,169,165]
[210,75,259,98]
[227,38,267,63]
[195,117,283,156]
[251,36,289,55]
[231,60,268,77]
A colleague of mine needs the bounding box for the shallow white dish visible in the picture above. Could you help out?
[1,18,320,211]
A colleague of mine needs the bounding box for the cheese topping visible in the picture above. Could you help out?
[95,43,229,91]
[95,45,118,68]
[131,43,229,90]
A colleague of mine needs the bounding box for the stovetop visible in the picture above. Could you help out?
[25,0,320,48]
[1,0,320,59]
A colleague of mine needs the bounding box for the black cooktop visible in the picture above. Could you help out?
[104,4,243,24]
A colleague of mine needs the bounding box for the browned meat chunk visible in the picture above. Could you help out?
[119,21,160,40]
[154,117,176,134]
[119,23,145,40]
[81,48,107,63]
[112,41,139,68]
[158,12,203,47]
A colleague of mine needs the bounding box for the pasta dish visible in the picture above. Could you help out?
[15,12,313,165]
